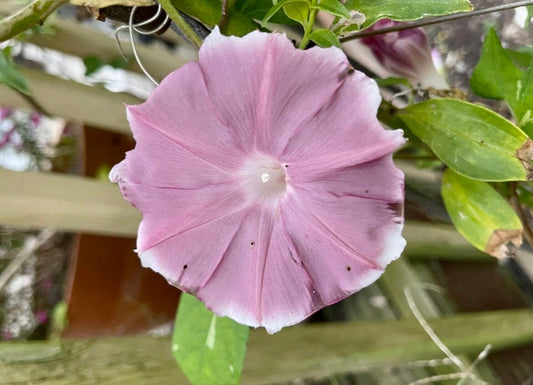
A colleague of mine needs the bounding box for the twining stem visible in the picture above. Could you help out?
[509,181,533,247]
[0,228,55,292]
[19,91,49,116]
[393,154,438,161]
[0,0,67,43]
[340,0,533,42]
[158,0,202,48]
[219,0,229,33]
[299,0,318,49]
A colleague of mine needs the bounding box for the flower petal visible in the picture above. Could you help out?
[112,107,235,190]
[199,27,349,154]
[258,213,324,333]
[289,156,405,268]
[110,28,407,334]
[128,62,247,171]
[138,207,248,295]
[109,105,248,251]
[278,193,391,308]
[196,203,277,329]
[290,155,404,206]
[113,180,246,252]
[280,71,404,169]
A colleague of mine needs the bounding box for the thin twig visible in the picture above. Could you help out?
[0,228,55,292]
[219,0,229,32]
[403,357,454,368]
[126,5,165,86]
[19,90,49,116]
[456,344,492,385]
[0,0,68,42]
[157,0,202,48]
[404,283,466,371]
[509,181,533,247]
[340,0,533,42]
[407,372,476,385]
[394,154,439,161]
[405,283,492,385]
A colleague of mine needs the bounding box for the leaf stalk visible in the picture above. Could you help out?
[340,0,533,42]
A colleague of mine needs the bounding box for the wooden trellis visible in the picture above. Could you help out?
[1,10,533,385]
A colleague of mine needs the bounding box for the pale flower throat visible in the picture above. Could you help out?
[240,155,288,202]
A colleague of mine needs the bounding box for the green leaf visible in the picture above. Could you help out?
[84,55,129,76]
[109,56,129,69]
[261,0,307,27]
[471,28,523,100]
[171,0,298,35]
[505,47,533,70]
[173,293,249,385]
[83,55,105,76]
[283,1,310,28]
[442,168,522,258]
[50,301,68,339]
[515,65,533,137]
[171,0,256,36]
[312,0,350,19]
[0,49,31,95]
[235,0,296,25]
[308,28,341,48]
[399,99,533,181]
[375,77,412,88]
[471,29,533,138]
[346,0,472,27]
[171,0,221,26]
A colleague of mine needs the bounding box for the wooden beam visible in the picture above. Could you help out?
[0,309,532,384]
[0,168,488,261]
[0,168,140,237]
[0,68,140,134]
[403,222,489,261]
[0,3,23,15]
[26,18,197,81]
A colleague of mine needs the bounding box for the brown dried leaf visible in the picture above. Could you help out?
[485,229,523,259]
[516,138,533,180]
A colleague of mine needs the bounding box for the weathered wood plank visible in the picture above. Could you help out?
[403,222,489,261]
[379,258,441,319]
[0,168,488,260]
[0,68,141,134]
[26,18,197,81]
[0,310,532,384]
[0,168,140,237]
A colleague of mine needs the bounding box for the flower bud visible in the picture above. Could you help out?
[360,19,448,89]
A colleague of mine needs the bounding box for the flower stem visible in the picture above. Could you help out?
[509,181,533,247]
[340,0,533,42]
[219,0,229,32]
[158,0,202,48]
[299,0,319,49]
[0,0,67,43]
[19,90,49,116]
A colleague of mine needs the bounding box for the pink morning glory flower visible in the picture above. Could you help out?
[360,19,448,89]
[110,27,405,333]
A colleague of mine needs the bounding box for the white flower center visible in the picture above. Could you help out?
[240,155,287,202]
[261,173,271,184]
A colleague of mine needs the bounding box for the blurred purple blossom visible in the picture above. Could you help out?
[0,107,12,121]
[361,19,448,89]
[35,310,49,325]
